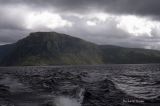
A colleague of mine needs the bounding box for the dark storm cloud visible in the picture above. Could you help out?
[1,0,160,16]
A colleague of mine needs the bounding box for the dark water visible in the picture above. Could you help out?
[0,64,160,106]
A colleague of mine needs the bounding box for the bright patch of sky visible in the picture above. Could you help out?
[26,11,73,30]
[117,15,160,37]
[86,20,97,26]
[85,13,160,37]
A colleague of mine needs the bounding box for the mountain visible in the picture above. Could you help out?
[0,44,15,62]
[0,32,102,66]
[1,31,160,66]
[100,45,160,64]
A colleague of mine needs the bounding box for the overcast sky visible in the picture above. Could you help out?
[1,0,160,50]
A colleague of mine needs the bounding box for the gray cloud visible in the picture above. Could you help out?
[1,0,160,16]
[55,15,160,50]
[0,29,29,43]
[0,9,25,30]
[0,0,160,50]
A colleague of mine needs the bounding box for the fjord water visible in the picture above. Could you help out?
[108,64,160,99]
[0,64,160,106]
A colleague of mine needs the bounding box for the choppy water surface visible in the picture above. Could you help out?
[108,64,160,99]
[0,64,160,106]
